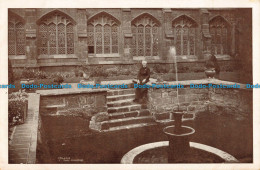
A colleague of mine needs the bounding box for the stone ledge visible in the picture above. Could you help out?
[121,141,239,163]
[150,79,248,89]
[36,88,107,96]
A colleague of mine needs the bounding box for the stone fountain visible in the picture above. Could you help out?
[163,111,195,163]
[162,47,195,162]
[120,46,239,164]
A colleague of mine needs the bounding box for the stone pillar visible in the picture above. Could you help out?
[200,9,211,60]
[25,9,38,68]
[122,9,133,62]
[163,8,174,62]
[77,9,88,64]
[231,22,236,56]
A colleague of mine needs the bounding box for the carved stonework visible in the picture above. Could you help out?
[172,15,197,56]
[38,12,75,55]
[8,14,25,55]
[209,16,230,55]
[131,13,160,57]
[87,12,120,54]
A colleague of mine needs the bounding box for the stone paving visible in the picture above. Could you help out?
[9,93,40,164]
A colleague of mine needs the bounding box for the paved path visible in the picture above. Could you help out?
[9,93,40,164]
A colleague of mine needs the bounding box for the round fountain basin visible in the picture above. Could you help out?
[121,141,239,163]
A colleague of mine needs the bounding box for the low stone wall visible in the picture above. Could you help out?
[11,59,239,75]
[209,87,252,120]
[148,79,252,122]
[38,89,107,115]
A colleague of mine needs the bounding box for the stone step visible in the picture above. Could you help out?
[108,109,151,120]
[107,94,135,102]
[41,104,65,109]
[107,104,141,113]
[107,88,135,96]
[107,99,134,107]
[101,116,155,130]
[102,122,157,132]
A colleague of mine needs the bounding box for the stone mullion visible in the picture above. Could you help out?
[94,25,96,54]
[150,25,154,57]
[14,22,17,55]
[181,28,183,55]
[136,27,139,56]
[102,18,104,54]
[47,27,50,56]
[188,28,190,56]
[110,25,112,54]
[64,21,67,55]
[55,15,58,55]
[231,23,235,55]
[102,25,104,54]
[221,28,223,54]
[143,26,145,57]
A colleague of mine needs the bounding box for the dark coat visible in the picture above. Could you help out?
[137,67,150,84]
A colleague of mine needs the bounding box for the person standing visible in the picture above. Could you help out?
[133,60,150,103]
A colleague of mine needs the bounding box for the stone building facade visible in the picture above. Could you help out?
[8,8,252,72]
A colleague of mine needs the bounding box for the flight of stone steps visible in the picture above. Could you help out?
[100,88,156,132]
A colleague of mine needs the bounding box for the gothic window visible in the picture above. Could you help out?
[38,12,74,55]
[172,15,197,56]
[87,13,119,55]
[8,16,25,55]
[210,16,229,55]
[131,14,159,57]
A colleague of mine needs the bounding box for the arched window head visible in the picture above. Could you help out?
[38,12,75,55]
[8,15,25,55]
[87,13,120,55]
[131,14,160,57]
[172,15,197,56]
[210,16,230,55]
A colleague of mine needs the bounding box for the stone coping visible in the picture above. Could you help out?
[36,88,107,96]
[36,78,249,97]
[162,78,248,89]
[101,78,248,89]
[121,141,239,164]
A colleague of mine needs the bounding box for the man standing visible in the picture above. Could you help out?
[133,60,150,103]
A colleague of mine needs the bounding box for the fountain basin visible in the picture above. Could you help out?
[121,141,239,163]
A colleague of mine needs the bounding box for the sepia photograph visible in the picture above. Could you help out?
[1,0,260,169]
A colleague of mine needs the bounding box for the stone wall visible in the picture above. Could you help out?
[39,90,107,115]
[148,79,252,122]
[8,8,251,71]
[148,85,209,121]
[209,88,252,118]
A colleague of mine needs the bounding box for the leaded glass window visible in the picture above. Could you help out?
[172,15,197,56]
[8,17,25,55]
[38,13,74,55]
[87,13,119,54]
[210,16,229,55]
[131,14,159,57]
